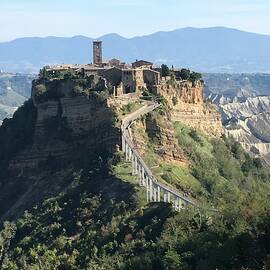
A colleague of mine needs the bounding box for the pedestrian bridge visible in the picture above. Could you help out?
[121,101,197,211]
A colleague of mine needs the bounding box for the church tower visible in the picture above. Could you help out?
[93,40,102,65]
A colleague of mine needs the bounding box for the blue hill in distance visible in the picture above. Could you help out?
[1,27,270,74]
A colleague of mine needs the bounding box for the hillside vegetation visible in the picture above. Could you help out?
[0,99,269,269]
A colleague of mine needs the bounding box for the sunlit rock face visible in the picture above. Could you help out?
[158,80,224,138]
[212,95,270,164]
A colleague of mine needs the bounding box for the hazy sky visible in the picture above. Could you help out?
[1,0,270,42]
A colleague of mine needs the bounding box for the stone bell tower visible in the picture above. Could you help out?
[93,40,102,65]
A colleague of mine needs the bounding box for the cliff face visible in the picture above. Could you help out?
[0,75,142,220]
[131,110,187,165]
[9,79,120,171]
[158,80,224,137]
[158,80,204,104]
[219,96,270,164]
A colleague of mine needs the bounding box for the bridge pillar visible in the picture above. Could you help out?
[132,154,136,175]
[157,186,161,202]
[174,197,178,211]
[146,176,149,202]
[174,197,179,211]
[164,191,167,203]
[133,156,138,175]
[122,136,125,152]
[134,157,138,175]
[128,146,132,161]
[153,185,157,202]
[141,167,145,186]
[125,143,129,161]
[149,179,153,202]
[178,198,182,211]
[167,192,171,203]
[138,165,143,186]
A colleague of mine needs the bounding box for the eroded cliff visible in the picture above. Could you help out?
[157,80,224,137]
[221,96,270,164]
[10,78,121,171]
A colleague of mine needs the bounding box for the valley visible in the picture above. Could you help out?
[204,73,270,164]
[0,72,35,124]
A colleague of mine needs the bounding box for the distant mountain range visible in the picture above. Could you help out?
[1,27,270,74]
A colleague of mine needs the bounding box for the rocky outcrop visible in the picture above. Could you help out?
[158,80,204,105]
[221,96,270,121]
[9,79,120,171]
[131,110,187,165]
[157,80,224,137]
[171,101,224,138]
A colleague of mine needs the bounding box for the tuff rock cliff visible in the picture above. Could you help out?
[9,78,121,171]
[157,80,224,137]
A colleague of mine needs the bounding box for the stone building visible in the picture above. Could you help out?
[93,40,102,65]
[44,41,204,102]
[121,68,146,93]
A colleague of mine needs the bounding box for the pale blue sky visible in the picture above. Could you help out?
[1,0,270,42]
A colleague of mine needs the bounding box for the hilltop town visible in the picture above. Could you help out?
[42,41,203,103]
[33,41,223,139]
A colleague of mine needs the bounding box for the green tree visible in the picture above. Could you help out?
[179,69,190,80]
[0,222,16,268]
[189,72,202,82]
[162,250,183,270]
[161,64,170,77]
